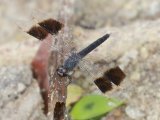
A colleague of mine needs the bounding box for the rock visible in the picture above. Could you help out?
[0,66,47,120]
[125,106,145,119]
[74,0,160,28]
[0,40,39,66]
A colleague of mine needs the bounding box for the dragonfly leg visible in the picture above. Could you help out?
[67,76,72,85]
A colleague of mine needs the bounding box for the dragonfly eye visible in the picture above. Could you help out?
[57,66,67,77]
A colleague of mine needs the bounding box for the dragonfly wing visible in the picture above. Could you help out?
[27,25,49,40]
[78,58,126,93]
[94,66,126,93]
[17,11,64,40]
[78,58,104,78]
[94,77,113,93]
[38,18,64,35]
[103,66,126,86]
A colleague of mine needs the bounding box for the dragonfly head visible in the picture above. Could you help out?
[57,65,74,77]
[57,66,68,77]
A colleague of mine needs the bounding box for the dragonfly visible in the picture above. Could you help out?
[26,18,126,93]
[21,17,126,118]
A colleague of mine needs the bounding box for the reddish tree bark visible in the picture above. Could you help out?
[31,34,52,114]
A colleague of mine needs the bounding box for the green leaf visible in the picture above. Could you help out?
[70,94,124,120]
